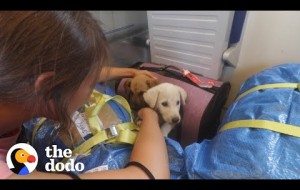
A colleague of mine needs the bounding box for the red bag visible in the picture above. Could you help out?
[116,62,230,147]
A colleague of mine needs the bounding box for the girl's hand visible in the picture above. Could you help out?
[131,69,157,79]
[137,107,159,123]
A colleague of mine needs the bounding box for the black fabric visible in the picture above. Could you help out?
[125,161,155,180]
[133,62,220,94]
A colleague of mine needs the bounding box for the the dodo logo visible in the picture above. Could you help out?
[6,143,38,175]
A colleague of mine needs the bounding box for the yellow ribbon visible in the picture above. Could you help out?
[219,119,300,138]
[32,90,139,164]
[236,83,299,100]
[31,117,47,144]
[62,90,139,163]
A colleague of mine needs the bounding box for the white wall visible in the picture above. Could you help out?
[89,11,148,40]
[226,11,300,107]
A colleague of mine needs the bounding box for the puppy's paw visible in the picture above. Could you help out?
[134,117,142,126]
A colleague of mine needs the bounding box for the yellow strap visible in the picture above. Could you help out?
[236,83,299,100]
[106,122,139,144]
[86,91,110,135]
[108,95,134,122]
[219,119,300,138]
[32,90,138,163]
[61,91,139,163]
[31,117,47,144]
[115,129,138,144]
[106,130,138,144]
[92,91,133,121]
[87,91,135,135]
[117,122,139,131]
[61,122,139,163]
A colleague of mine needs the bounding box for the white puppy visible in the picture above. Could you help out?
[143,83,187,136]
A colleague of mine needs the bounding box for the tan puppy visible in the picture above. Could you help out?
[124,74,159,110]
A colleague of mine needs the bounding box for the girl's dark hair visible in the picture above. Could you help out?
[0,11,109,127]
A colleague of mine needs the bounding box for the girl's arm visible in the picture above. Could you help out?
[98,67,156,82]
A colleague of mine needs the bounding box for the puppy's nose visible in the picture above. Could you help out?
[172,117,179,124]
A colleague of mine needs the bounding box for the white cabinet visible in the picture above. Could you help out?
[147,11,234,80]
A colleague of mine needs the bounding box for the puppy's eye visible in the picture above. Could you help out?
[176,100,180,105]
[162,101,168,107]
[138,92,144,96]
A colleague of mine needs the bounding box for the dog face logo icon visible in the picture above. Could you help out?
[6,143,38,175]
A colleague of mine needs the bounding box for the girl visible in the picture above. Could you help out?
[0,11,169,179]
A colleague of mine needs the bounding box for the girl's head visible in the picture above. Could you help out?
[0,11,109,127]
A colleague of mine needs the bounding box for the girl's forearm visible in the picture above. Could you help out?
[129,110,170,179]
[98,67,136,82]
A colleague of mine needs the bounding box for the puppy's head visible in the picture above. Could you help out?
[124,74,159,110]
[143,83,187,125]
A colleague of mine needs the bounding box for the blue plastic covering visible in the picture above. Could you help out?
[23,84,187,179]
[23,119,186,179]
[23,63,300,179]
[185,63,300,179]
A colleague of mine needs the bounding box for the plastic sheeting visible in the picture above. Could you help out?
[23,119,186,179]
[22,84,187,179]
[185,63,300,179]
[23,63,300,179]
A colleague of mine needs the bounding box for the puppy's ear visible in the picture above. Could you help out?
[124,79,132,93]
[146,78,159,88]
[143,87,160,108]
[178,86,187,105]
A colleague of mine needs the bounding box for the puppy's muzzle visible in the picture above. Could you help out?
[171,116,180,124]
